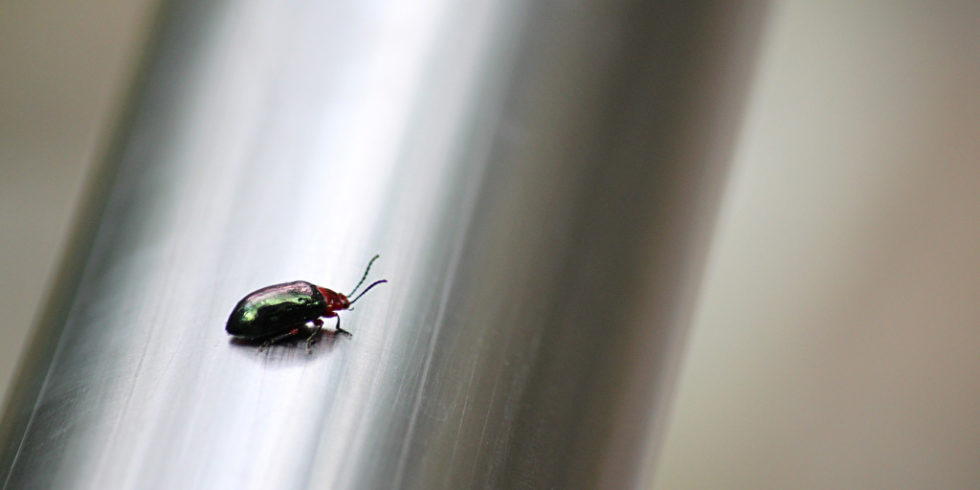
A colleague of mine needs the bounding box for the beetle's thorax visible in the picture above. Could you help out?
[317,286,351,312]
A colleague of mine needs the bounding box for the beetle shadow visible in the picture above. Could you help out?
[228,327,351,365]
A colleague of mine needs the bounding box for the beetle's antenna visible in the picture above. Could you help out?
[349,254,380,297]
[349,279,387,305]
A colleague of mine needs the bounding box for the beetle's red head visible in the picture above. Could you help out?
[317,286,351,311]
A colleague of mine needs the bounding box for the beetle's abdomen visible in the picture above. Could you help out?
[226,280,327,339]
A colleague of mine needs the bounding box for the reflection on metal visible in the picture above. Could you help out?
[0,1,764,488]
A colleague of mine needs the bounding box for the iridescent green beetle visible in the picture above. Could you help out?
[226,255,386,352]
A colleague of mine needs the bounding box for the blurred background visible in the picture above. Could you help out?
[1,1,978,489]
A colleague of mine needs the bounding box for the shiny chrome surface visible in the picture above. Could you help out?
[0,1,764,488]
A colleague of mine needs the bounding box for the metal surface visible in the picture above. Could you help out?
[0,1,764,488]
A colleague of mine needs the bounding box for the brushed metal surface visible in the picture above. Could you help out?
[0,1,764,488]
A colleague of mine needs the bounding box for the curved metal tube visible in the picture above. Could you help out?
[0,1,764,488]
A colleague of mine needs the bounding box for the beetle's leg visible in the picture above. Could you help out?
[260,328,301,352]
[334,315,352,337]
[306,318,325,354]
[305,315,351,353]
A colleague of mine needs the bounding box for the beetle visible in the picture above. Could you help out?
[226,254,387,352]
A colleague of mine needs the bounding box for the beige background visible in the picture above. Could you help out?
[0,0,158,403]
[654,2,980,489]
[1,2,978,488]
